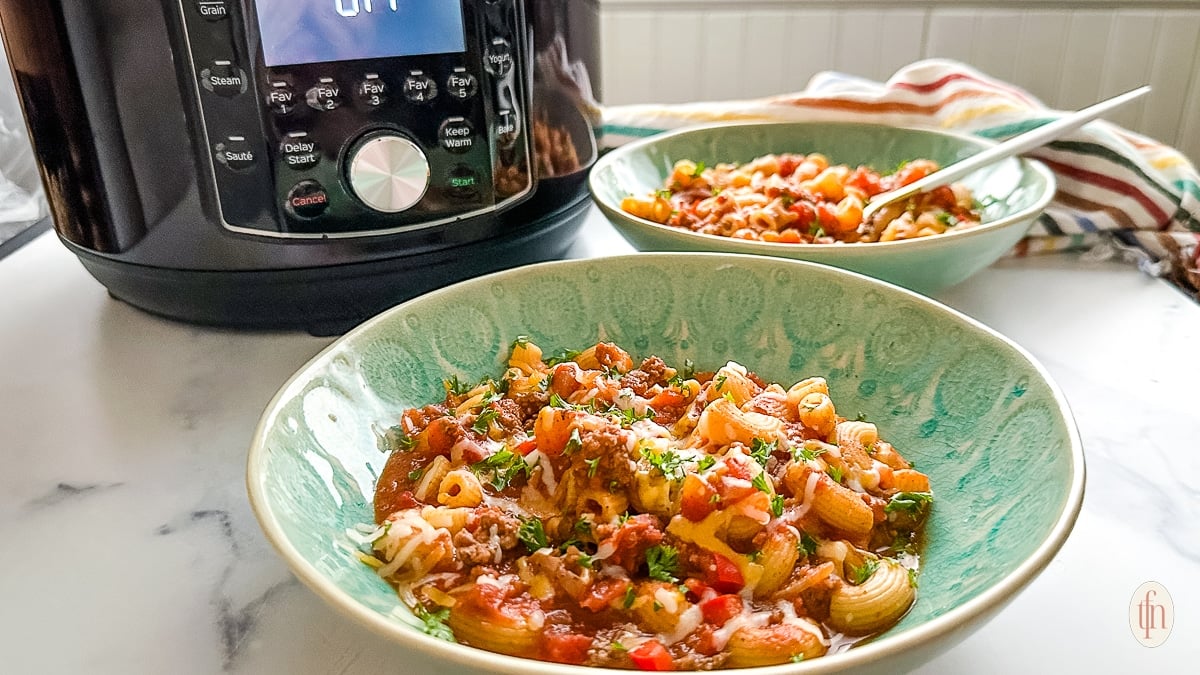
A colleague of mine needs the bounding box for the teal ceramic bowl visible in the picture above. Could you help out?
[247,254,1083,674]
[588,122,1056,294]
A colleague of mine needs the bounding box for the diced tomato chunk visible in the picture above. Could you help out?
[680,474,718,522]
[778,155,800,178]
[648,388,687,410]
[514,438,538,456]
[699,594,743,625]
[683,578,710,602]
[628,639,674,671]
[579,578,630,612]
[707,553,745,594]
[542,631,593,665]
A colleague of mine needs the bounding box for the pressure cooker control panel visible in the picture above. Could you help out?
[178,0,532,237]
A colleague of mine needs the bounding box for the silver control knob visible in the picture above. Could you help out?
[346,133,429,213]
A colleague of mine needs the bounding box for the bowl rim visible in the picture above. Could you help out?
[246,252,1085,675]
[588,120,1058,256]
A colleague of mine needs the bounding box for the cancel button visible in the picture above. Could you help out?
[438,117,474,154]
[286,180,330,219]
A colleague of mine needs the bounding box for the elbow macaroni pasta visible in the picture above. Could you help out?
[362,338,934,669]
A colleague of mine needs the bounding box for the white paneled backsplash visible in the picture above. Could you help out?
[598,1,1200,163]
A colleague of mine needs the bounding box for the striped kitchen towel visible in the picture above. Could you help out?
[599,59,1200,295]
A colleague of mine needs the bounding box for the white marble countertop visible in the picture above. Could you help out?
[1,209,1197,674]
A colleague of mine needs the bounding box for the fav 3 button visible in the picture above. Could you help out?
[357,74,387,107]
[200,60,247,97]
[280,132,320,170]
[439,118,475,154]
[286,180,330,219]
[215,135,256,171]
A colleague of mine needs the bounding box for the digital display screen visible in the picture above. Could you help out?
[256,0,467,68]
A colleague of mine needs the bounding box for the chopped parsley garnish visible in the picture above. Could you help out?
[622,584,636,609]
[747,550,762,563]
[645,545,679,582]
[545,347,582,367]
[574,517,592,536]
[885,491,934,514]
[696,455,717,472]
[585,456,601,478]
[681,359,695,379]
[383,425,417,452]
[865,443,877,455]
[563,428,583,455]
[407,467,424,482]
[714,374,728,391]
[780,193,795,207]
[848,558,879,585]
[608,403,656,427]
[472,407,500,434]
[692,161,706,177]
[644,447,686,479]
[470,448,531,491]
[826,465,844,484]
[791,654,805,663]
[512,335,530,348]
[618,511,632,525]
[936,211,960,227]
[414,605,455,642]
[517,517,548,553]
[752,471,771,493]
[712,186,723,196]
[749,438,776,466]
[908,567,920,589]
[770,493,785,518]
[652,600,663,612]
[709,493,721,504]
[722,391,736,404]
[577,554,594,569]
[792,444,828,463]
[854,411,869,422]
[443,375,471,397]
[655,188,672,199]
[609,479,621,492]
[893,159,909,174]
[612,641,628,653]
[798,532,818,557]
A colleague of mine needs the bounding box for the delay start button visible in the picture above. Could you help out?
[439,117,475,154]
[286,180,330,219]
[280,131,320,170]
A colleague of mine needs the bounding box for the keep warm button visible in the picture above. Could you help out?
[438,117,475,154]
[286,180,330,219]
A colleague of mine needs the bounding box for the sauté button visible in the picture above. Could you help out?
[495,109,518,147]
[286,180,330,219]
[446,68,477,100]
[200,60,247,97]
[215,135,255,171]
[357,74,387,107]
[438,117,475,154]
[447,164,481,200]
[265,81,296,115]
[279,132,320,170]
[483,38,513,76]
[402,70,437,103]
[193,0,230,21]
[306,77,342,111]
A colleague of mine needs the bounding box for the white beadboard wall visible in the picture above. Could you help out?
[598,1,1200,163]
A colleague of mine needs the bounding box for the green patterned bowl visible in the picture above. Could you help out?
[589,122,1056,294]
[247,254,1083,674]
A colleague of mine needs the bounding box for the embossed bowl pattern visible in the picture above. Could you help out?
[247,253,1084,674]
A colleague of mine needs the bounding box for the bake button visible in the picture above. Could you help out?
[402,70,437,103]
[357,73,387,107]
[286,180,330,219]
[483,38,513,76]
[265,81,296,115]
[215,135,256,171]
[446,68,477,100]
[306,77,342,111]
[495,109,518,147]
[280,132,320,170]
[200,60,247,97]
[447,164,481,200]
[438,117,475,154]
[193,0,230,21]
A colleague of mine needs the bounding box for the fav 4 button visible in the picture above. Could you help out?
[403,70,437,103]
[286,180,330,219]
[215,136,256,171]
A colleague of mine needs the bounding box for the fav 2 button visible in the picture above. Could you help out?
[438,118,475,154]
[286,180,330,219]
[306,77,342,111]
[280,132,320,170]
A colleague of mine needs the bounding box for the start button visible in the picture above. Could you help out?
[286,180,330,219]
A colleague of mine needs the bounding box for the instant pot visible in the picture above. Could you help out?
[0,0,600,334]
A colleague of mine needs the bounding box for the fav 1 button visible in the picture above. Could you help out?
[495,109,518,147]
[357,74,387,107]
[306,77,342,111]
[446,68,477,100]
[447,164,481,200]
[200,60,247,97]
[193,0,230,21]
[438,117,474,154]
[280,132,320,170]
[403,70,437,103]
[286,180,330,219]
[265,81,296,115]
[215,135,255,171]
[483,38,513,76]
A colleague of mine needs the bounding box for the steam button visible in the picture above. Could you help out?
[216,136,256,172]
[402,70,437,103]
[265,81,296,115]
[439,117,475,154]
[193,0,230,21]
[446,68,477,100]
[286,180,330,219]
[306,77,342,111]
[201,61,247,98]
[280,131,320,170]
[483,38,513,76]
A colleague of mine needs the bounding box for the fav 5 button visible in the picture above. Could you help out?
[286,180,330,219]
[357,73,387,107]
[446,68,477,100]
[215,135,255,171]
[265,81,296,115]
[200,60,247,97]
[483,38,513,76]
[402,70,437,103]
[280,132,320,170]
[193,0,230,21]
[438,118,475,154]
[306,77,342,111]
